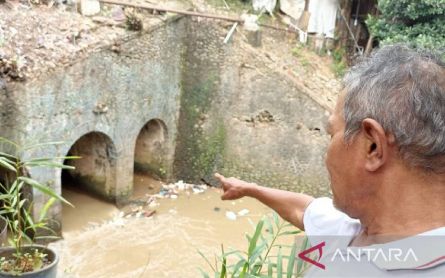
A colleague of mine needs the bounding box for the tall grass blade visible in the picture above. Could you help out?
[199,268,211,278]
[286,243,297,278]
[248,219,264,257]
[220,245,227,278]
[277,247,283,278]
[198,249,216,272]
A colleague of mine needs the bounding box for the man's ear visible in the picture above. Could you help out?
[361,119,388,172]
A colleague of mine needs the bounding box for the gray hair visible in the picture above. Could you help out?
[343,45,445,172]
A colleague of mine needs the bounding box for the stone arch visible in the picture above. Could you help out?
[62,131,117,201]
[134,119,169,179]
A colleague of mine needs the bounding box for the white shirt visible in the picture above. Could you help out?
[302,197,445,277]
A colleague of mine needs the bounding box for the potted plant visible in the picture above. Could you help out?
[0,137,75,277]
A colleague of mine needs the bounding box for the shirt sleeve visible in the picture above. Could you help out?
[303,197,361,238]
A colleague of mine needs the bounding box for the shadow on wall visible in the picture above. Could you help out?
[62,132,117,201]
[134,119,169,180]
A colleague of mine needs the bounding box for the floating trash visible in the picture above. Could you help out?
[119,205,157,219]
[192,185,207,194]
[225,211,237,221]
[151,181,208,200]
[237,209,249,216]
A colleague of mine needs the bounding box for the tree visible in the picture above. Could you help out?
[366,0,445,52]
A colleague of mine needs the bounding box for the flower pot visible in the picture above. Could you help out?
[0,217,6,246]
[0,245,58,278]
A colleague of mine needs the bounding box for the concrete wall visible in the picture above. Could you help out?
[174,19,331,196]
[0,17,332,233]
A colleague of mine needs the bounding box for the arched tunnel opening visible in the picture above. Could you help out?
[61,132,119,232]
[133,119,169,197]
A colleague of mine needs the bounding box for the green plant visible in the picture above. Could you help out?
[291,46,303,58]
[199,213,313,277]
[330,48,347,77]
[366,0,445,53]
[0,137,76,274]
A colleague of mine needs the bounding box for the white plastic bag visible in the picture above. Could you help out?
[252,0,277,14]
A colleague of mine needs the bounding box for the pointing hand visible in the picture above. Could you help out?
[214,173,255,200]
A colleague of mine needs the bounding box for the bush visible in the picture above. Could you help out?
[366,0,445,51]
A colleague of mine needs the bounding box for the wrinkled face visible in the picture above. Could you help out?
[325,94,365,217]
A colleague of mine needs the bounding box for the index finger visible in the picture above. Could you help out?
[214,173,225,183]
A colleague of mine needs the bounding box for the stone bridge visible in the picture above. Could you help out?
[0,15,336,233]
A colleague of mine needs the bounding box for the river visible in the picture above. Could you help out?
[50,173,296,277]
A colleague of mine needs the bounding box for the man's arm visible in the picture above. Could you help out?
[215,173,314,230]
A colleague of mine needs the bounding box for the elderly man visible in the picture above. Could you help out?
[215,45,445,276]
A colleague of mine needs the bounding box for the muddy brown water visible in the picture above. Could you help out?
[50,173,296,278]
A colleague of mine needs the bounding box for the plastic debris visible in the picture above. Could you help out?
[119,205,157,219]
[238,209,250,216]
[252,0,277,14]
[225,211,237,221]
[176,180,186,191]
[143,210,156,218]
[192,185,206,194]
[118,180,210,220]
[241,14,259,31]
[151,181,208,200]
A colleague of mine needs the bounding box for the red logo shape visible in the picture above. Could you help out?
[298,241,326,270]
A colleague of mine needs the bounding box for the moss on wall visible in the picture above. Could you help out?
[174,73,226,182]
[194,121,226,177]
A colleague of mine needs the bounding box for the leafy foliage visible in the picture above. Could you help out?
[199,213,313,277]
[0,137,76,274]
[366,0,445,51]
[331,48,347,77]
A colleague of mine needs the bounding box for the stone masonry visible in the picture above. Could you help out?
[0,16,335,233]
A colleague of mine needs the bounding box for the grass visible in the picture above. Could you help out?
[199,213,314,277]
